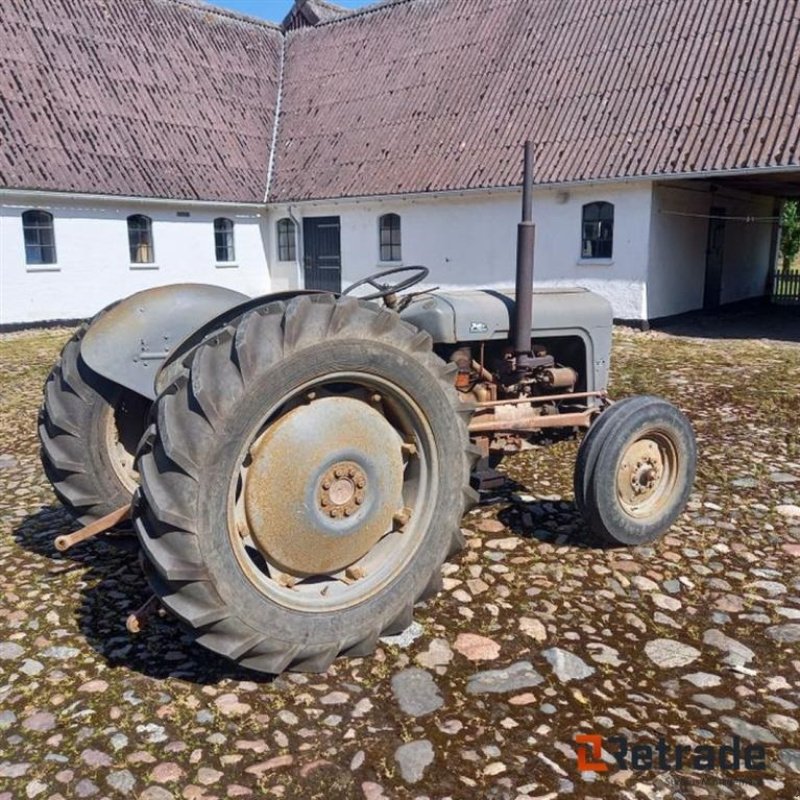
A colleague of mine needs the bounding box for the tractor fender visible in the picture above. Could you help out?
[153,289,330,396]
[81,284,250,400]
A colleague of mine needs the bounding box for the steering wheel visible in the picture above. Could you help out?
[341,266,429,303]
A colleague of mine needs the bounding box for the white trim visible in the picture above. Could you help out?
[129,263,159,270]
[0,188,265,210]
[576,258,614,267]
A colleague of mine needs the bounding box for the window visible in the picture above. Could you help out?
[127,214,154,264]
[379,213,402,262]
[581,202,614,259]
[277,218,296,262]
[22,210,57,265]
[214,217,235,262]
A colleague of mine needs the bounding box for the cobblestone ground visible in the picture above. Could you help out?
[1,325,799,800]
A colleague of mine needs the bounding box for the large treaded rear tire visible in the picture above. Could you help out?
[134,295,478,674]
[39,322,149,525]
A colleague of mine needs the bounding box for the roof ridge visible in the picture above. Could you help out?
[309,0,350,12]
[158,0,283,31]
[295,0,419,30]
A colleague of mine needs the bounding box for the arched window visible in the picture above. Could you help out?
[214,217,235,262]
[22,210,57,265]
[277,218,296,261]
[127,214,154,264]
[379,213,402,262]
[581,202,614,259]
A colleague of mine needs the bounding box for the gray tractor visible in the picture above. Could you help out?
[39,145,696,674]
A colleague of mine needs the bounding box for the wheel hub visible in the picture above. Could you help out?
[242,397,405,577]
[318,461,367,518]
[617,436,670,512]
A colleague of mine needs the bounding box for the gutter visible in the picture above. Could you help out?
[0,187,266,210]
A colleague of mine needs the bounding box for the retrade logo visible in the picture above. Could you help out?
[574,734,767,773]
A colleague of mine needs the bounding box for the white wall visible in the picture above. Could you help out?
[718,191,774,305]
[270,181,653,320]
[647,184,710,319]
[647,182,776,319]
[0,193,272,325]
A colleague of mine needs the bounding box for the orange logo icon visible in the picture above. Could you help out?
[575,734,609,772]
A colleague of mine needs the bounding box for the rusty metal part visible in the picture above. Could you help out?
[468,406,596,434]
[540,366,578,389]
[317,461,367,518]
[476,390,606,409]
[54,504,131,552]
[616,434,678,518]
[243,397,405,576]
[125,594,160,634]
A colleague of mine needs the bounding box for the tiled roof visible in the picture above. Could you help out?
[270,0,800,202]
[0,0,283,202]
[2,0,799,204]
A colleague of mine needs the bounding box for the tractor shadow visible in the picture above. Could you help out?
[478,476,613,550]
[12,504,275,685]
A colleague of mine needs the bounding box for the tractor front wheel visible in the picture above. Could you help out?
[576,397,696,545]
[134,295,476,673]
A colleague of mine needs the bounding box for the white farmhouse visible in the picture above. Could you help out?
[1,0,797,327]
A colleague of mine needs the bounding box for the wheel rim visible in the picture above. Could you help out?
[103,390,149,494]
[228,372,437,612]
[615,430,679,519]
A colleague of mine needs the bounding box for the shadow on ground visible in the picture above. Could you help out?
[478,477,608,550]
[652,303,800,344]
[12,503,275,685]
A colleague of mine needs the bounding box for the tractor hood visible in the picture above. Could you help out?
[400,287,613,344]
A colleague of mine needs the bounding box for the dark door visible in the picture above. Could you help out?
[704,207,725,310]
[303,216,341,292]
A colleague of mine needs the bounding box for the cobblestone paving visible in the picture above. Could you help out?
[1,325,799,800]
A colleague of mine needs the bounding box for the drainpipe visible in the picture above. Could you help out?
[288,205,303,289]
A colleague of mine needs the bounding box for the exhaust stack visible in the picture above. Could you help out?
[513,141,536,358]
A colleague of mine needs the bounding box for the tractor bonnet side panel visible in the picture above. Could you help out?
[400,287,613,392]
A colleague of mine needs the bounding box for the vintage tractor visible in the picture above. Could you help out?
[39,145,696,673]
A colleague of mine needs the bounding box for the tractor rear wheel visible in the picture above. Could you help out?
[134,295,477,673]
[39,323,150,524]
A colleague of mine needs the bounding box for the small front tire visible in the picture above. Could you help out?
[578,398,696,545]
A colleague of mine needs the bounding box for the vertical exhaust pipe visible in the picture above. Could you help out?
[513,141,536,357]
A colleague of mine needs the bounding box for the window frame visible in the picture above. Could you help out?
[580,201,614,261]
[214,217,236,264]
[276,217,296,262]
[378,213,402,263]
[127,214,155,265]
[22,209,57,266]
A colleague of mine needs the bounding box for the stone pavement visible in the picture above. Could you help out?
[0,326,798,799]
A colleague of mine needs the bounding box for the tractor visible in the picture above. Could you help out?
[39,144,696,674]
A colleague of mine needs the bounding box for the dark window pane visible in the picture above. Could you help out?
[581,202,613,259]
[128,215,154,264]
[22,210,57,265]
[277,218,296,261]
[379,214,401,261]
[214,218,235,262]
